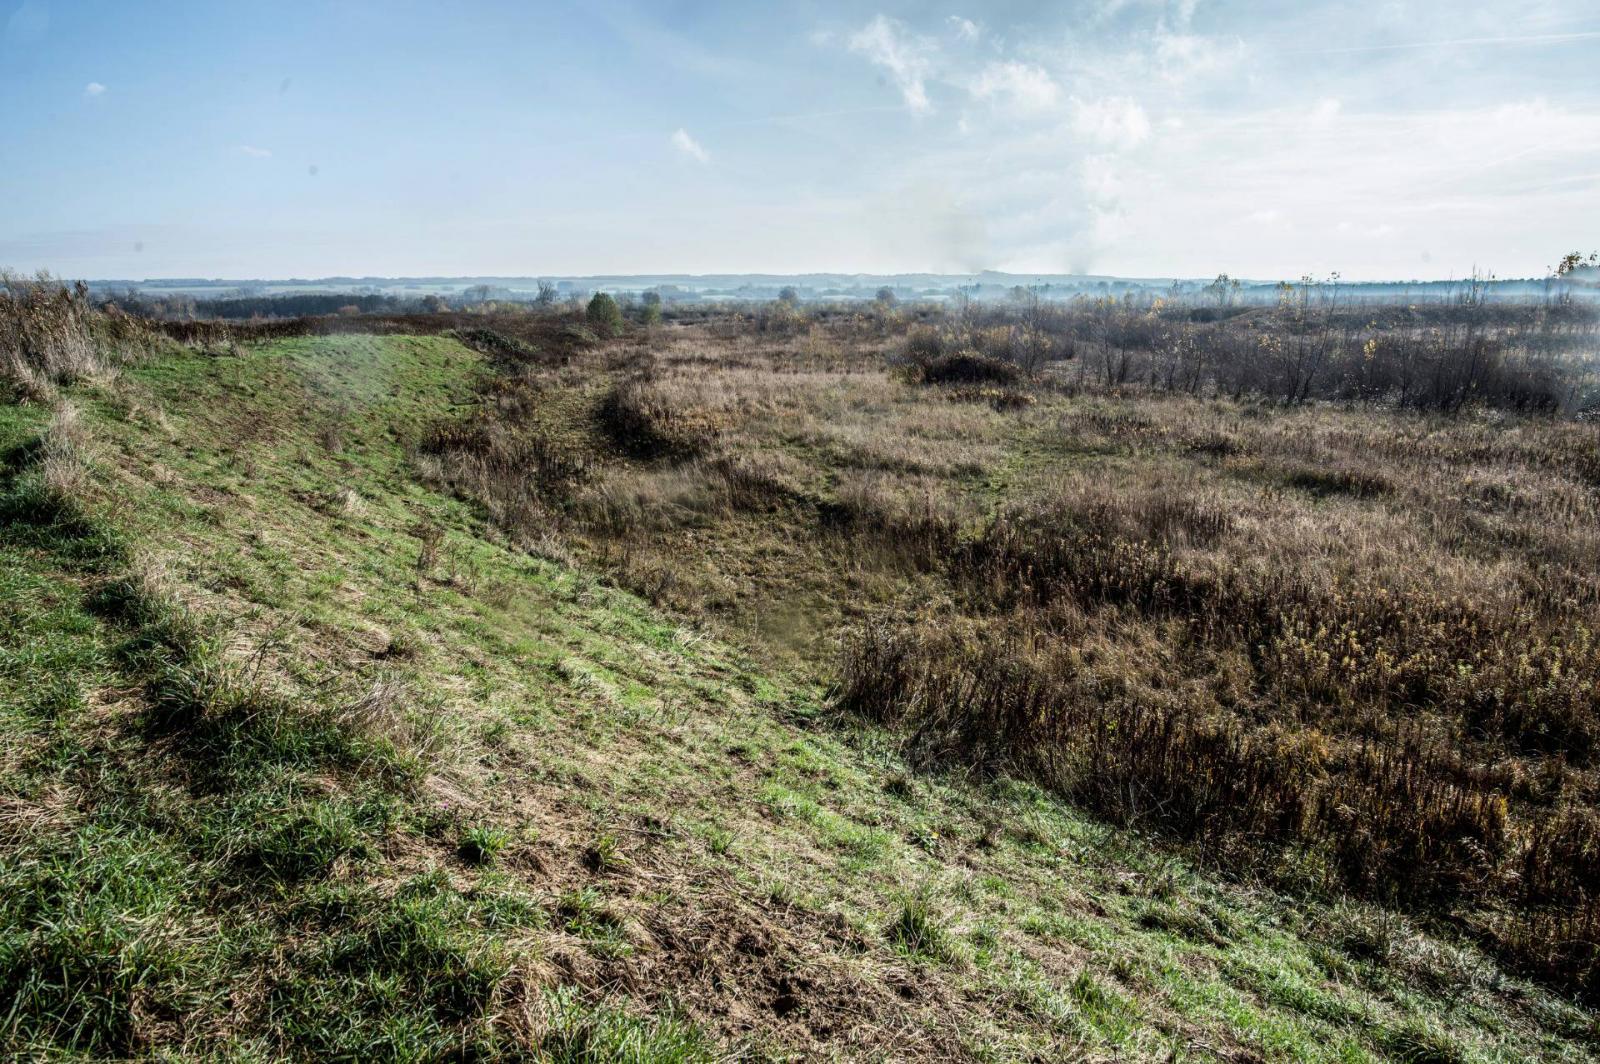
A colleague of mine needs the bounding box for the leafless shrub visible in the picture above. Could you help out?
[903,293,1600,412]
[915,350,1023,387]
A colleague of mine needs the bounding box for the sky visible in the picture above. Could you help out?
[1,0,1597,281]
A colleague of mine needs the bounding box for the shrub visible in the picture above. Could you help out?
[585,292,623,337]
[916,350,1023,386]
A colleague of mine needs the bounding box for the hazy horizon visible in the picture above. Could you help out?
[55,268,1581,290]
[3,1,1597,282]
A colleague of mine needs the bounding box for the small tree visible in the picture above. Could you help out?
[875,287,898,307]
[1554,251,1599,278]
[586,291,623,336]
[763,298,804,335]
[1205,273,1240,308]
[534,280,558,307]
[777,286,800,306]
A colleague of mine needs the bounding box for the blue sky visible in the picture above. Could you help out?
[2,0,1597,280]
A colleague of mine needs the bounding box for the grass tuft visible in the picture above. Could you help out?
[886,892,960,965]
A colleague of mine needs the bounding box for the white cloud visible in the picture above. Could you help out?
[848,15,935,113]
[1153,31,1244,83]
[970,62,1062,113]
[859,180,990,272]
[948,16,980,41]
[1092,0,1202,29]
[813,7,1600,277]
[240,145,272,158]
[670,128,709,163]
[1311,29,1600,56]
[1070,96,1151,149]
[1071,99,1600,276]
[83,82,105,97]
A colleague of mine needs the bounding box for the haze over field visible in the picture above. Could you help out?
[3,0,1598,281]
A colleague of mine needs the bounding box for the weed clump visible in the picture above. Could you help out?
[459,824,510,866]
[273,872,529,1057]
[537,986,717,1063]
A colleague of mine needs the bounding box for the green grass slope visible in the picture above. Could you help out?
[0,333,1594,1060]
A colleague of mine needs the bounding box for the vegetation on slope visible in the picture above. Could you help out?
[0,280,1597,1059]
[414,306,1600,1007]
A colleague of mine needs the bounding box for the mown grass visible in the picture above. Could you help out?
[0,318,1596,1059]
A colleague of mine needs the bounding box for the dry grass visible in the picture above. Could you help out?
[1,271,157,401]
[415,309,1600,1002]
[39,401,93,504]
[10,317,1597,1059]
[839,395,1600,998]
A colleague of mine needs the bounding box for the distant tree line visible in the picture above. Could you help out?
[907,289,1600,415]
[102,291,422,320]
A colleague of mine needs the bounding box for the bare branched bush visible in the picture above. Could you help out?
[915,350,1022,387]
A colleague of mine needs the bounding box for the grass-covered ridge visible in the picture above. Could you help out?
[0,321,1595,1059]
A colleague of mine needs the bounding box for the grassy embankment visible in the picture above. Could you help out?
[0,320,1595,1059]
